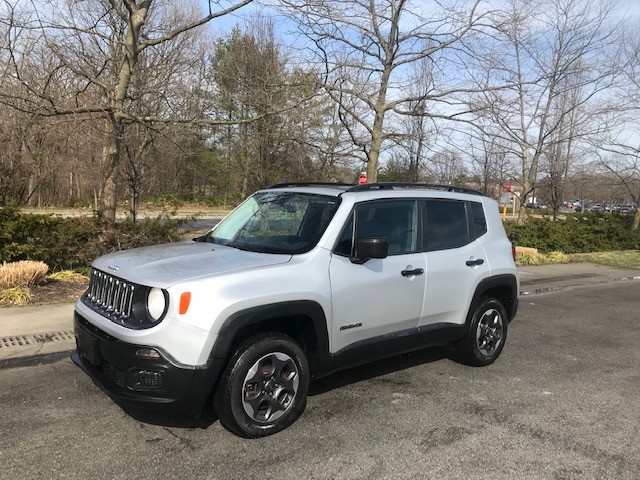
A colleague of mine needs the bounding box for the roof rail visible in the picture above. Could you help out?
[345,182,484,196]
[268,182,355,189]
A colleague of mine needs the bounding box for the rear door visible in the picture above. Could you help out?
[419,199,491,327]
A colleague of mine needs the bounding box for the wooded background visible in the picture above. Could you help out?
[0,0,639,227]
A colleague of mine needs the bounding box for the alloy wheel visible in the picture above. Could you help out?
[475,308,504,356]
[242,352,300,423]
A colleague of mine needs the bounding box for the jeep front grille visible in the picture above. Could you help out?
[85,269,135,319]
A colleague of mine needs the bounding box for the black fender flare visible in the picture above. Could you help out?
[469,274,519,321]
[209,300,332,371]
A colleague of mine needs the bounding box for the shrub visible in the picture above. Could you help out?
[0,286,32,306]
[515,246,544,266]
[0,261,49,288]
[504,213,640,253]
[0,207,184,270]
[545,251,570,264]
[514,247,572,266]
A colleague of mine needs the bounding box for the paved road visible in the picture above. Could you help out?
[181,217,221,232]
[1,281,639,480]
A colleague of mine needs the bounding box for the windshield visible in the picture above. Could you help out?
[204,192,340,254]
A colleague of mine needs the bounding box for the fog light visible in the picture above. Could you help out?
[135,348,161,359]
[127,369,165,390]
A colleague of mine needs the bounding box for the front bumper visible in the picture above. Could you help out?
[72,313,225,416]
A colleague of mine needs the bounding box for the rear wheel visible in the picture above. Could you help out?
[456,298,508,366]
[214,333,309,438]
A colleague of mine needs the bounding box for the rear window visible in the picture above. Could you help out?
[424,200,470,250]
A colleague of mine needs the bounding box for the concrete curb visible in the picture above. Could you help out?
[0,303,75,362]
[519,263,640,295]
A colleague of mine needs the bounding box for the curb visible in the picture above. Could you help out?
[0,330,75,362]
[0,302,76,363]
[520,274,640,296]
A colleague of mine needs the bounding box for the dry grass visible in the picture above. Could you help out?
[545,251,570,264]
[0,261,49,288]
[48,270,88,282]
[0,265,88,307]
[571,250,640,270]
[0,286,32,306]
[515,246,545,266]
[515,247,570,266]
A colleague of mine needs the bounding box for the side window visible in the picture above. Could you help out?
[470,202,487,238]
[424,200,470,250]
[334,200,418,256]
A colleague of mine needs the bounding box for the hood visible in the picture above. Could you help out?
[92,241,292,288]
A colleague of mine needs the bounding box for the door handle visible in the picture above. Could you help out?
[466,258,485,267]
[401,268,424,277]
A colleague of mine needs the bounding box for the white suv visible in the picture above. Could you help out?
[72,182,519,437]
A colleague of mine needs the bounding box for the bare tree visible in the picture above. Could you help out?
[584,11,640,229]
[466,125,517,197]
[591,143,640,229]
[466,0,622,223]
[426,148,469,184]
[394,56,442,183]
[279,0,484,182]
[540,64,586,219]
[0,0,253,221]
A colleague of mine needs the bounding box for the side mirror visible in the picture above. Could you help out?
[350,237,389,264]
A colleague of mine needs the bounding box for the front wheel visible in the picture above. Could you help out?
[456,298,508,366]
[214,333,310,438]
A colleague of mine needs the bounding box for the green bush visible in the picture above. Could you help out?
[504,213,640,253]
[0,207,183,270]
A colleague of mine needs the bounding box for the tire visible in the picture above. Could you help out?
[213,333,310,438]
[456,297,508,367]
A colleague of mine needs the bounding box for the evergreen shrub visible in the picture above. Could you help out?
[504,213,640,253]
[0,208,183,270]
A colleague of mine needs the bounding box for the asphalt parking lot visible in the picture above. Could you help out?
[1,280,639,480]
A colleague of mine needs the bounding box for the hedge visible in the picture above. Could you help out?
[504,214,640,253]
[0,208,184,271]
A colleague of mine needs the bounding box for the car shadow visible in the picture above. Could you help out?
[308,345,454,396]
[121,404,219,429]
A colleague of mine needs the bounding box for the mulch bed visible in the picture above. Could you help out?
[29,279,89,305]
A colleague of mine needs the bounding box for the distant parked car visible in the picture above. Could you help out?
[620,204,637,214]
[607,205,621,213]
[526,202,544,209]
[587,204,604,212]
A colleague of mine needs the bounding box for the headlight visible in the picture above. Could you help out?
[147,287,167,321]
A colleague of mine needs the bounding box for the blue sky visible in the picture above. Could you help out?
[199,0,640,38]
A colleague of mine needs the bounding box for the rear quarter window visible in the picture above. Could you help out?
[470,202,488,238]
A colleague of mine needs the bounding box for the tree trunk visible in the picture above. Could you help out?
[517,146,530,224]
[99,117,121,221]
[367,114,384,182]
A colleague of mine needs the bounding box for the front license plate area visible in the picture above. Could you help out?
[77,329,102,367]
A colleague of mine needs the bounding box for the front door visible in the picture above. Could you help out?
[329,200,426,353]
